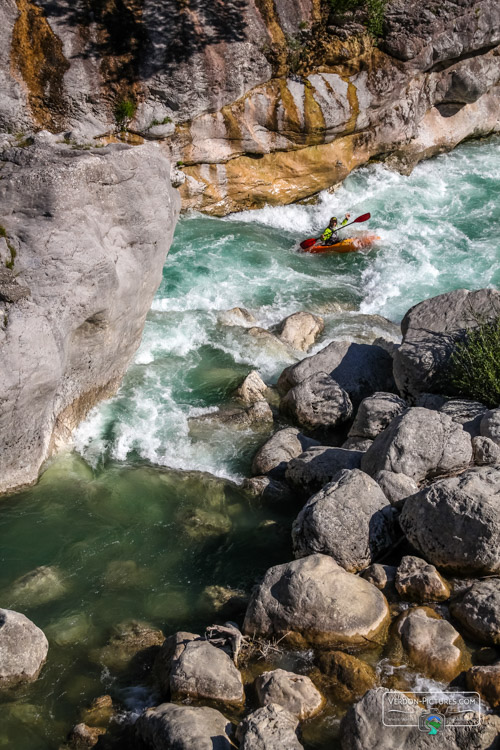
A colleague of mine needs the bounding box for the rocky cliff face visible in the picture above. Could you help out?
[0,134,179,494]
[1,0,499,214]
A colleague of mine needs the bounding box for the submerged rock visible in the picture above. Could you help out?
[280,373,353,431]
[292,469,398,573]
[450,579,500,645]
[400,467,500,574]
[136,703,233,750]
[251,428,319,479]
[243,553,389,650]
[255,669,324,719]
[89,620,164,675]
[190,401,273,431]
[236,704,303,750]
[276,311,324,352]
[177,506,232,541]
[286,446,363,497]
[7,565,68,608]
[0,608,48,687]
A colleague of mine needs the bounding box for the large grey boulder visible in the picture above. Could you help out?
[243,554,390,650]
[0,137,179,494]
[374,470,419,509]
[276,311,324,352]
[480,409,500,444]
[251,428,319,479]
[280,373,353,431]
[396,607,465,682]
[277,341,395,407]
[286,447,363,497]
[0,608,48,686]
[155,632,244,705]
[450,579,500,645]
[340,687,500,750]
[136,703,233,750]
[254,669,324,719]
[292,469,398,573]
[348,392,407,439]
[361,408,472,482]
[236,704,303,750]
[400,467,500,574]
[393,288,500,399]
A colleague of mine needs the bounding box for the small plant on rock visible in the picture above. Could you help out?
[442,318,500,407]
[114,99,137,130]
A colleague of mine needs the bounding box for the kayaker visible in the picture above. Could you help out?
[320,214,351,245]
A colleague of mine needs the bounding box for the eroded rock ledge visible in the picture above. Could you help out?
[0,134,179,494]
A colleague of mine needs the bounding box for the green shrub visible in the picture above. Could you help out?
[328,0,387,37]
[114,99,137,127]
[442,318,500,408]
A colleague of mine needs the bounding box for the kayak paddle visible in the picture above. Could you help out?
[300,213,371,249]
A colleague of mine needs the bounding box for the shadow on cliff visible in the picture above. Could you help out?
[38,0,249,90]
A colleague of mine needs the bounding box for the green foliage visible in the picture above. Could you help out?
[114,99,137,128]
[299,21,309,30]
[328,0,387,37]
[176,160,184,167]
[442,319,500,408]
[150,116,172,128]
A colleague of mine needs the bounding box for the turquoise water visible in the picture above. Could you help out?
[0,137,499,749]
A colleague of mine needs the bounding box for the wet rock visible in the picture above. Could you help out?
[236,704,303,750]
[80,695,114,728]
[246,327,292,358]
[400,467,500,574]
[136,703,233,750]
[7,565,68,608]
[103,559,151,589]
[242,476,293,505]
[374,470,419,510]
[255,669,324,719]
[361,564,397,596]
[292,469,398,573]
[45,612,94,647]
[177,507,232,541]
[342,437,374,451]
[251,428,319,479]
[278,341,395,407]
[439,399,488,437]
[68,723,106,749]
[285,446,363,497]
[90,620,164,674]
[480,408,500,444]
[466,664,500,708]
[395,556,450,602]
[243,554,389,650]
[155,632,244,706]
[235,371,268,405]
[340,687,500,749]
[450,579,500,645]
[201,586,249,620]
[280,373,353,431]
[191,401,273,431]
[393,288,500,399]
[396,607,466,682]
[472,436,500,465]
[0,608,48,686]
[361,408,472,482]
[219,307,257,327]
[315,650,377,703]
[348,392,407,440]
[276,311,324,352]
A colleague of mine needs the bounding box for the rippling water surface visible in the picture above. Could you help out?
[1,137,499,749]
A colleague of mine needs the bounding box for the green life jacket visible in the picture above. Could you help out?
[323,227,333,240]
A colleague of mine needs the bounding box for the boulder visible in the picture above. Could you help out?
[395,556,450,602]
[374,470,419,509]
[254,669,324,719]
[155,632,244,705]
[480,409,500,444]
[439,399,488,437]
[235,371,268,405]
[285,447,363,496]
[315,650,377,703]
[68,723,106,749]
[361,408,472,482]
[342,437,374,451]
[277,341,395,407]
[236,704,303,750]
[396,607,466,682]
[450,579,500,645]
[0,609,48,686]
[276,311,324,352]
[191,401,273,430]
[472,436,500,466]
[340,687,500,750]
[393,288,500,399]
[292,469,398,573]
[348,392,407,439]
[243,554,390,650]
[7,565,68,607]
[280,373,353,431]
[242,476,293,505]
[251,428,319,479]
[219,307,257,327]
[136,703,233,750]
[361,564,397,596]
[466,664,500,708]
[400,467,500,574]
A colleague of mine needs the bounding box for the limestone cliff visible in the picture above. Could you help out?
[0,134,179,494]
[1,0,499,213]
